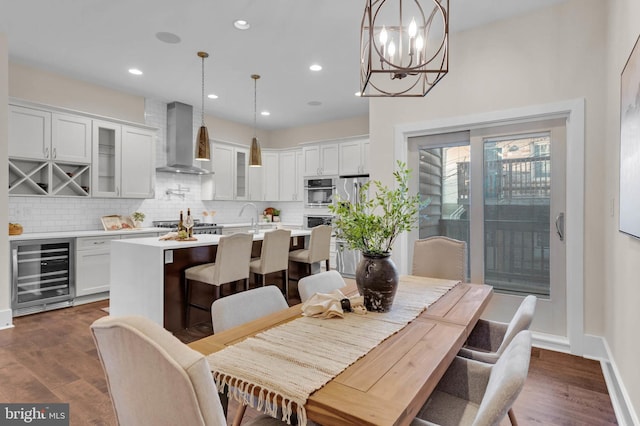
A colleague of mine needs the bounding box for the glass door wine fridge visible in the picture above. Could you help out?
[11,238,75,316]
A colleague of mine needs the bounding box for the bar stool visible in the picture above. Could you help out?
[288,225,332,283]
[183,232,253,328]
[249,229,292,301]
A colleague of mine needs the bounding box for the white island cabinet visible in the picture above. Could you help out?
[109,230,312,331]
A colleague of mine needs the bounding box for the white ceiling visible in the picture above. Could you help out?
[0,0,567,130]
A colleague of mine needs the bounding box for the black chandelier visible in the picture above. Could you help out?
[360,0,449,97]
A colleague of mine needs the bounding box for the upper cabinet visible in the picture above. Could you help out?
[9,100,156,198]
[201,143,249,201]
[303,143,339,176]
[263,151,280,201]
[279,149,304,201]
[9,106,91,163]
[92,121,156,198]
[339,138,369,176]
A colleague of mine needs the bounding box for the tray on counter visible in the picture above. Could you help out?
[101,215,135,231]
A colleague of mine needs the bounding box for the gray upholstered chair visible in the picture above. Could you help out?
[184,232,253,327]
[411,330,532,426]
[249,229,292,301]
[91,315,285,426]
[211,286,289,424]
[412,236,467,282]
[288,225,333,279]
[298,270,347,303]
[459,295,537,364]
[211,285,289,333]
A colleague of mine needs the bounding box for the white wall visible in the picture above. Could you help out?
[370,0,607,336]
[270,115,369,148]
[605,0,640,417]
[0,33,10,327]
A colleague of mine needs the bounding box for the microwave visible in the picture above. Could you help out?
[304,177,336,208]
[304,214,334,229]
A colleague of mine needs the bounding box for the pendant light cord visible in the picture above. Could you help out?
[201,55,205,126]
[253,77,257,138]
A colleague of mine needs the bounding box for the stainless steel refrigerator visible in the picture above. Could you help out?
[335,175,369,278]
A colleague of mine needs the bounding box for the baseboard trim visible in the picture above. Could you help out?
[599,338,639,426]
[531,331,571,353]
[0,308,13,330]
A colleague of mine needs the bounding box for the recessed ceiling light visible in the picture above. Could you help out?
[128,68,143,76]
[355,92,362,97]
[261,111,270,116]
[309,64,322,72]
[308,101,322,106]
[207,94,219,99]
[155,32,181,44]
[233,19,251,30]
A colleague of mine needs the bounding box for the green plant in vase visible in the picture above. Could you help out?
[329,161,425,311]
[131,211,145,228]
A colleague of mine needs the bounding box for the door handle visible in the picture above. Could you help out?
[555,212,565,241]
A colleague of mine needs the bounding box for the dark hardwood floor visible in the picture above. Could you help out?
[0,300,618,426]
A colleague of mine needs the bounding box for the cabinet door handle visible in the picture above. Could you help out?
[117,186,120,197]
[555,212,565,241]
[44,147,50,159]
[93,241,106,245]
[52,148,57,159]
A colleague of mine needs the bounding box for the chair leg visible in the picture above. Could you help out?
[283,269,289,303]
[231,403,248,426]
[184,279,192,329]
[325,259,330,271]
[260,274,266,287]
[244,278,249,292]
[214,285,221,301]
[508,408,518,426]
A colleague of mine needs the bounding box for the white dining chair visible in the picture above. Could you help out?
[298,270,347,302]
[412,236,467,282]
[184,232,253,327]
[91,315,285,426]
[411,330,532,426]
[249,229,292,301]
[211,286,289,425]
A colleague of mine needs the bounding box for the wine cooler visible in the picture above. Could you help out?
[11,238,75,316]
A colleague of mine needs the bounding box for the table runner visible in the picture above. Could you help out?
[206,276,459,425]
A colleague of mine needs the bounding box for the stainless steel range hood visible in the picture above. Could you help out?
[156,102,211,175]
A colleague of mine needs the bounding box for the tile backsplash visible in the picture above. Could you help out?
[8,98,304,233]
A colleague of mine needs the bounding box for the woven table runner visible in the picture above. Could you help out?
[206,276,459,425]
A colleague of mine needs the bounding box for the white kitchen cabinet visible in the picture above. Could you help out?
[9,106,92,163]
[121,126,156,198]
[339,138,369,175]
[76,231,161,298]
[248,164,263,201]
[263,151,280,201]
[279,149,304,201]
[76,235,118,296]
[201,143,249,201]
[92,121,156,198]
[303,143,339,176]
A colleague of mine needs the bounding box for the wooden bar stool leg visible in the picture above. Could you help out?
[244,278,249,291]
[325,259,330,271]
[283,269,289,302]
[508,408,518,426]
[184,279,192,329]
[231,403,248,426]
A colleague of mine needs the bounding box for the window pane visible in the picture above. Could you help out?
[418,145,471,276]
[483,135,550,296]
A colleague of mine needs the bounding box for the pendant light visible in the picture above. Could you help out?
[195,51,211,161]
[249,74,262,167]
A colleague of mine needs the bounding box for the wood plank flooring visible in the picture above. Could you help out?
[0,301,618,426]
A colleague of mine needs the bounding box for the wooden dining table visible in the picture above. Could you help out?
[188,275,493,426]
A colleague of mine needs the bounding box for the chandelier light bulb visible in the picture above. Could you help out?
[388,39,396,60]
[408,18,417,38]
[416,34,424,51]
[379,26,388,45]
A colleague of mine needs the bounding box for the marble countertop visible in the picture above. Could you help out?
[8,227,167,241]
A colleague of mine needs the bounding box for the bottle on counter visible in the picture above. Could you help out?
[178,210,184,233]
[186,208,193,238]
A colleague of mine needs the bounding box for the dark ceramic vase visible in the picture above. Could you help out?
[355,252,399,312]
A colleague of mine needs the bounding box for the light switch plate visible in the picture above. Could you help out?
[164,250,173,264]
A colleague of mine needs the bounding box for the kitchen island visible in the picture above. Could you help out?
[109,229,312,332]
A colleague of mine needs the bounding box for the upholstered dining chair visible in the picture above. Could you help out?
[298,270,347,302]
[211,286,289,425]
[412,236,468,282]
[288,224,333,281]
[411,330,532,426]
[249,229,292,301]
[211,285,289,333]
[90,315,285,426]
[184,232,253,328]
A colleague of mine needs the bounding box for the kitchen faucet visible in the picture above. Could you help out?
[238,203,259,233]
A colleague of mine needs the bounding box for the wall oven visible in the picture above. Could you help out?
[304,214,334,229]
[304,177,336,209]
